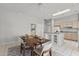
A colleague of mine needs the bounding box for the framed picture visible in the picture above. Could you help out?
[31,24,36,35]
[31,24,36,29]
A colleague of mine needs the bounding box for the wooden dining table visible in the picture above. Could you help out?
[25,35,50,48]
[20,35,50,55]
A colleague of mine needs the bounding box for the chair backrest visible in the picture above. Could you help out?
[41,42,52,56]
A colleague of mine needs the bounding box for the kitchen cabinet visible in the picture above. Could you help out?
[64,33,78,41]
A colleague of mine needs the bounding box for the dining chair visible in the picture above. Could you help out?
[20,35,32,56]
[32,42,52,56]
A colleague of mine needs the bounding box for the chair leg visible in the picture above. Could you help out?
[31,50,33,56]
[20,43,23,54]
[31,47,34,56]
[23,48,25,56]
[49,49,52,56]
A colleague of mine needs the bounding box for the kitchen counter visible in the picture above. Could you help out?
[61,27,78,33]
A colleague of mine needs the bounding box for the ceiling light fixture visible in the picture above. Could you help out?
[52,9,71,16]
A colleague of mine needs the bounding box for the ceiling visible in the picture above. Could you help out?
[0,3,79,19]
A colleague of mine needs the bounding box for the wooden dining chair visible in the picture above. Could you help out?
[32,43,52,56]
[20,35,32,56]
[20,42,32,56]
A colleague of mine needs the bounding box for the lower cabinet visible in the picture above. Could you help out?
[64,33,78,41]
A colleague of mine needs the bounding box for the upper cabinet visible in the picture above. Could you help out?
[55,20,79,29]
[54,14,79,29]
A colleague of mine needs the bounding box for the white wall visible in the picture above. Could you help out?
[0,3,78,44]
[0,4,44,44]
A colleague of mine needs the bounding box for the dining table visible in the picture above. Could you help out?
[20,35,50,55]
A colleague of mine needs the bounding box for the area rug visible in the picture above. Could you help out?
[8,46,31,56]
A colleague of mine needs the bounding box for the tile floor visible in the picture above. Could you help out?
[0,39,79,56]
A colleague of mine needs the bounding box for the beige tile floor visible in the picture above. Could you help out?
[0,41,21,56]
